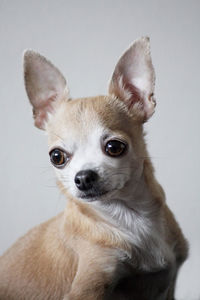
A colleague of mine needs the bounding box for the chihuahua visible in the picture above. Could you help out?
[0,37,188,300]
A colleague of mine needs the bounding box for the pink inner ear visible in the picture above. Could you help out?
[122,77,156,120]
[122,79,143,110]
[33,95,57,129]
[110,74,156,122]
[110,73,143,109]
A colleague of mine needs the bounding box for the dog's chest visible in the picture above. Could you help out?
[98,201,174,271]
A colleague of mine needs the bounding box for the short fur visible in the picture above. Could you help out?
[0,37,188,300]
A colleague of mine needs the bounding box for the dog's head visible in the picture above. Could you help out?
[24,37,156,203]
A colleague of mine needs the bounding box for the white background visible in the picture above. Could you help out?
[0,1,199,299]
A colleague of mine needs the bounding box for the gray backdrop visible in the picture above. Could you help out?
[0,1,199,299]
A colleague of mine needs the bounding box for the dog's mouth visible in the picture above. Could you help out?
[79,189,110,201]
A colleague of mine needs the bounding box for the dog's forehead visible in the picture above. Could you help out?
[47,95,132,146]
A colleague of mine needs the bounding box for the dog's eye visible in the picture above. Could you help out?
[105,140,127,157]
[49,148,69,168]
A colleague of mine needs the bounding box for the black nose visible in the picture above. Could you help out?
[74,170,98,191]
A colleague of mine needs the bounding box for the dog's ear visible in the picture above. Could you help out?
[108,37,156,122]
[24,50,68,129]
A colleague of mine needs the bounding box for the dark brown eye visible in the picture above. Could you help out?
[49,148,69,168]
[105,140,127,157]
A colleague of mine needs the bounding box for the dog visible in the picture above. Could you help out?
[0,37,188,299]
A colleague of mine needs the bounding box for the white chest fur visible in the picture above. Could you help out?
[93,189,175,272]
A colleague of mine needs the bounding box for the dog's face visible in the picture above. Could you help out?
[24,37,156,203]
[46,96,145,201]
